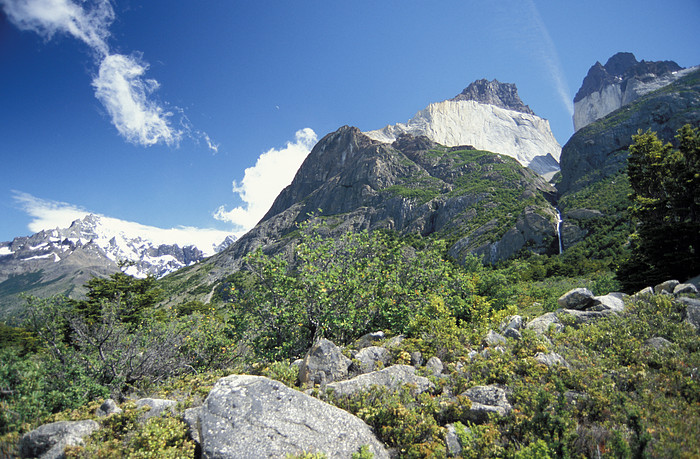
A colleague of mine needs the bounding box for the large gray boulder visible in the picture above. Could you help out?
[590,294,626,313]
[192,375,388,459]
[526,312,563,335]
[19,420,99,459]
[461,385,512,424]
[558,308,613,325]
[353,346,391,374]
[535,352,570,369]
[322,365,434,398]
[557,288,595,310]
[674,283,699,295]
[655,279,680,294]
[678,297,700,331]
[298,339,352,385]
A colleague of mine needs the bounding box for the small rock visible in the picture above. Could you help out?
[503,328,522,340]
[95,399,122,417]
[461,385,512,424]
[526,312,563,335]
[353,346,391,374]
[298,338,352,385]
[557,288,595,310]
[355,331,386,349]
[410,351,424,367]
[590,294,625,313]
[445,423,463,457]
[19,420,99,459]
[654,280,680,294]
[135,398,176,420]
[321,365,434,398]
[632,286,654,298]
[645,337,672,350]
[534,352,570,369]
[425,356,444,376]
[557,309,613,325]
[674,283,699,295]
[483,330,507,347]
[501,315,522,331]
[384,335,405,348]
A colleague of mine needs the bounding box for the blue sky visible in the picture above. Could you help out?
[1,0,698,245]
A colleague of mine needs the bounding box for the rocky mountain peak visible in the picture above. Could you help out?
[452,79,534,115]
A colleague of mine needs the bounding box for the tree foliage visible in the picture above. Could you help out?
[618,125,700,290]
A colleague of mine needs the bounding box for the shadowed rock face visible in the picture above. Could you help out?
[572,52,689,131]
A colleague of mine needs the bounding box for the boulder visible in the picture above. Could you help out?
[534,352,570,369]
[135,398,176,420]
[526,312,563,335]
[558,309,613,325]
[503,328,522,340]
[95,399,122,417]
[590,294,625,313]
[193,375,389,459]
[425,356,444,376]
[501,315,523,332]
[353,346,391,374]
[632,286,654,298]
[557,288,595,310]
[354,331,386,350]
[445,423,463,457]
[674,283,699,295]
[322,365,434,398]
[678,297,700,331]
[298,339,351,385]
[384,335,405,348]
[19,420,99,459]
[461,385,512,424]
[483,330,507,347]
[410,351,424,367]
[655,280,680,294]
[645,337,672,350]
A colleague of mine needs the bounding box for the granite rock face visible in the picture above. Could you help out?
[192,375,389,459]
[19,420,99,459]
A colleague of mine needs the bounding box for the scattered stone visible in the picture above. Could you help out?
[501,315,523,331]
[426,356,444,376]
[467,350,479,360]
[95,399,122,417]
[674,283,699,295]
[194,375,389,459]
[678,297,700,331]
[590,294,626,313]
[355,331,386,350]
[557,288,595,310]
[483,330,507,347]
[558,309,613,325]
[321,365,434,398]
[19,420,99,459]
[534,352,570,369]
[445,423,463,457]
[503,327,522,340]
[632,286,654,298]
[298,339,351,385]
[384,335,405,348]
[135,398,177,420]
[645,337,672,350]
[410,351,424,367]
[526,312,563,335]
[654,280,680,294]
[353,346,391,374]
[461,385,512,424]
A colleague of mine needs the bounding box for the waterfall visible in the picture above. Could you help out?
[555,208,563,254]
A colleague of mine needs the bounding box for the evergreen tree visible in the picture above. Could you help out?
[618,125,700,290]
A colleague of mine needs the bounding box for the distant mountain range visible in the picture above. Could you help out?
[0,214,235,319]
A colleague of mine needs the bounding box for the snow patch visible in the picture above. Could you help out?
[0,247,13,256]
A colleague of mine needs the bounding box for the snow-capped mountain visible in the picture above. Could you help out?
[0,214,234,280]
[364,79,562,177]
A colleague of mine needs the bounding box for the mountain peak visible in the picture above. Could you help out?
[452,79,535,115]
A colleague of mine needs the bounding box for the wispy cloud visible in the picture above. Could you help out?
[13,191,232,255]
[214,128,318,233]
[0,0,214,149]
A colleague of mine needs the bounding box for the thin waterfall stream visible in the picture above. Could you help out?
[555,208,563,254]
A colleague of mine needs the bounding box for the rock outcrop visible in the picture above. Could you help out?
[321,364,434,398]
[19,420,99,459]
[365,80,561,176]
[188,375,389,458]
[573,52,692,131]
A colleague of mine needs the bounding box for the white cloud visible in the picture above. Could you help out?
[1,0,211,148]
[13,191,232,255]
[214,128,318,233]
[93,53,182,146]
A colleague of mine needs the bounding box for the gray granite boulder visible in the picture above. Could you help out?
[461,385,512,424]
[483,330,507,347]
[645,337,672,350]
[534,352,570,369]
[298,339,351,385]
[655,280,680,294]
[353,346,391,374]
[95,399,122,417]
[445,423,463,457]
[557,288,595,310]
[425,356,444,376]
[558,309,613,325]
[135,398,177,420]
[678,297,700,331]
[322,365,434,398]
[590,294,626,313]
[354,331,386,350]
[674,283,699,295]
[193,375,388,459]
[526,312,563,335]
[19,420,99,459]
